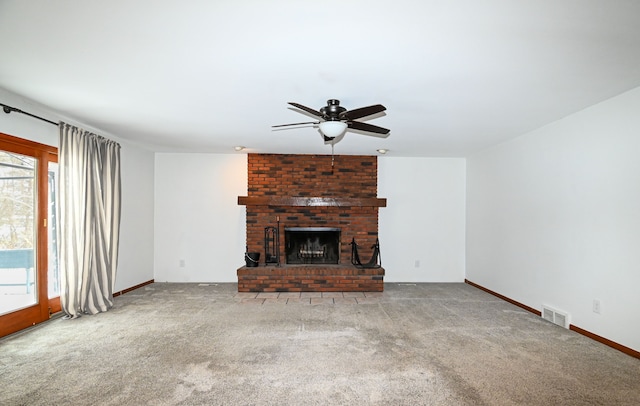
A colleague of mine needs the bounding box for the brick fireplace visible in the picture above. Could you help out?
[237,153,386,292]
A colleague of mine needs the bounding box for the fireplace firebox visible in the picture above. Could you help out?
[285,227,340,264]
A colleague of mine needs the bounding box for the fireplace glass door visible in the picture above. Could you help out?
[284,227,340,264]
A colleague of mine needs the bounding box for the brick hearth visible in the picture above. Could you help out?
[237,265,384,292]
[237,154,386,292]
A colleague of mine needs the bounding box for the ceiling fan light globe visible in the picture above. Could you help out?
[319,121,347,138]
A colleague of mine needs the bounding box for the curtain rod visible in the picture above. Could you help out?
[1,102,58,126]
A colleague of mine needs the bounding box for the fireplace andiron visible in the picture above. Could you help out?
[350,237,381,268]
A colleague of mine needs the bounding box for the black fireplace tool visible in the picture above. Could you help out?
[264,224,280,266]
[350,237,381,268]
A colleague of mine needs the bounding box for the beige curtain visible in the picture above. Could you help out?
[58,122,121,318]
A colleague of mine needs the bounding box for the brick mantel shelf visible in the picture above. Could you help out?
[238,196,386,207]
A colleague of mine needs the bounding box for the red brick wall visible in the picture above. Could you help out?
[244,154,380,265]
[237,266,384,292]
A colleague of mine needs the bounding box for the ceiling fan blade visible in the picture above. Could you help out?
[340,104,386,120]
[348,121,390,135]
[272,121,319,128]
[288,102,323,118]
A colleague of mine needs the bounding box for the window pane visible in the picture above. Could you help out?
[48,162,59,298]
[0,150,37,315]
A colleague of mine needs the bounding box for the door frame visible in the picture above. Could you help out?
[0,132,58,337]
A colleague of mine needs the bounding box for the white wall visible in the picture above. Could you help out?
[154,153,247,282]
[154,154,466,284]
[115,144,155,291]
[0,87,155,292]
[379,157,466,282]
[466,86,640,352]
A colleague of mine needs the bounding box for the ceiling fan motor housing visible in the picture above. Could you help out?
[320,99,346,121]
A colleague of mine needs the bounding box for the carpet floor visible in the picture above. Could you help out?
[1,282,639,405]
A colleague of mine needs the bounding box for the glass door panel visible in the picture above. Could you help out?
[48,161,59,298]
[0,150,38,315]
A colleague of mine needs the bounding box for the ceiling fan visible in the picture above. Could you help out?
[272,99,390,143]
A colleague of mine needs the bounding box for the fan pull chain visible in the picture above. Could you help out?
[331,143,335,174]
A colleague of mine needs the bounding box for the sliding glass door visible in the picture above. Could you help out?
[0,151,37,314]
[0,133,58,337]
[48,161,59,300]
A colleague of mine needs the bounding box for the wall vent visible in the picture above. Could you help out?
[541,305,570,329]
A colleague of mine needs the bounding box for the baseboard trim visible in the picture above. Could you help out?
[464,279,640,359]
[568,324,640,359]
[464,279,541,316]
[113,279,154,297]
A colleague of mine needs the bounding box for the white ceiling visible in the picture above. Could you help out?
[1,0,640,157]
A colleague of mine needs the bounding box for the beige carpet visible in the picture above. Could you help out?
[1,283,639,405]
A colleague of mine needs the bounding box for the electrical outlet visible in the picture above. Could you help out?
[414,260,420,268]
[593,299,601,314]
[179,259,185,268]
